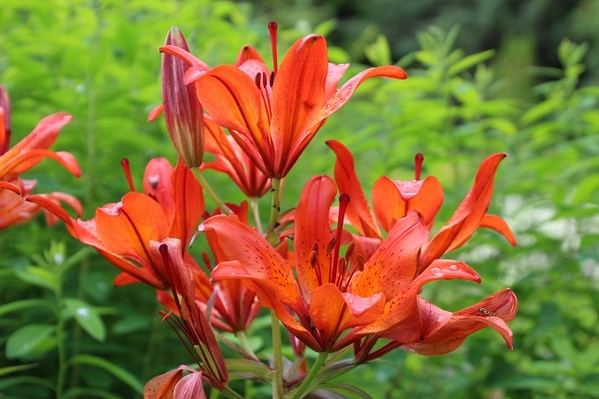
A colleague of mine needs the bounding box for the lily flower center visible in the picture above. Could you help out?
[309,193,362,292]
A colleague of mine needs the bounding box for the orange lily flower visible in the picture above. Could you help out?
[28,158,203,290]
[166,23,408,179]
[0,86,82,229]
[326,140,517,352]
[203,175,484,352]
[327,140,517,274]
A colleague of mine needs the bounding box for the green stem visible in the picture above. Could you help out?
[265,178,281,235]
[193,168,232,215]
[290,352,329,399]
[236,330,258,360]
[250,197,262,234]
[271,310,284,399]
[219,385,245,399]
[54,270,67,398]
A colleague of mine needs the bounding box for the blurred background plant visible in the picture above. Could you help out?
[1,0,598,398]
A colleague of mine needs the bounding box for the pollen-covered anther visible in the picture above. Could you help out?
[325,238,336,256]
[337,257,347,276]
[309,250,318,268]
[345,242,355,259]
[355,254,364,272]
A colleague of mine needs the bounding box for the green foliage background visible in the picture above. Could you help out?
[1,0,599,398]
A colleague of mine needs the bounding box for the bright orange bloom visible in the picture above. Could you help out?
[28,159,203,290]
[327,139,517,272]
[203,175,484,352]
[0,86,82,229]
[327,140,517,356]
[165,23,408,179]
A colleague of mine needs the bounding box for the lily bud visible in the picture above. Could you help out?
[160,26,204,168]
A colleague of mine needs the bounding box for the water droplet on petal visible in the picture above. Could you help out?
[430,267,441,274]
[449,264,458,271]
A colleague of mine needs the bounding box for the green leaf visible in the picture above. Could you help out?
[313,383,373,399]
[63,298,106,342]
[448,49,495,76]
[0,299,55,317]
[365,34,391,66]
[5,324,56,360]
[14,266,57,293]
[0,363,39,377]
[69,354,143,393]
[62,387,124,399]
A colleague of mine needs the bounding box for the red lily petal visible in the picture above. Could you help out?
[210,259,319,349]
[411,259,481,288]
[201,214,301,307]
[480,214,517,246]
[235,45,265,66]
[174,371,206,399]
[419,153,507,270]
[95,192,169,263]
[294,176,337,298]
[144,368,183,399]
[324,63,350,100]
[113,272,142,287]
[147,104,164,121]
[327,139,381,238]
[319,66,407,121]
[310,283,384,345]
[195,65,271,175]
[351,211,429,298]
[169,160,204,245]
[0,148,81,178]
[401,289,518,355]
[143,158,174,216]
[271,35,328,175]
[0,180,20,194]
[372,175,443,231]
[160,44,210,71]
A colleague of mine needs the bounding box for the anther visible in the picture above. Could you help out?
[309,251,318,267]
[355,254,364,272]
[345,243,355,259]
[337,258,347,276]
[325,238,336,256]
[254,72,262,88]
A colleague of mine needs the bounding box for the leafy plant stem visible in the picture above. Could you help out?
[236,330,258,360]
[220,385,245,399]
[193,167,232,214]
[251,197,263,234]
[54,264,67,399]
[271,310,284,399]
[290,352,329,399]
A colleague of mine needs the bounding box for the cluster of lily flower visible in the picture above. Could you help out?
[0,22,518,399]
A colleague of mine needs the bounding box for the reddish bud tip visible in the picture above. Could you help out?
[121,158,136,192]
[414,153,424,180]
[268,21,278,74]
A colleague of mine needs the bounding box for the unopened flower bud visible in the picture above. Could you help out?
[161,26,204,168]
